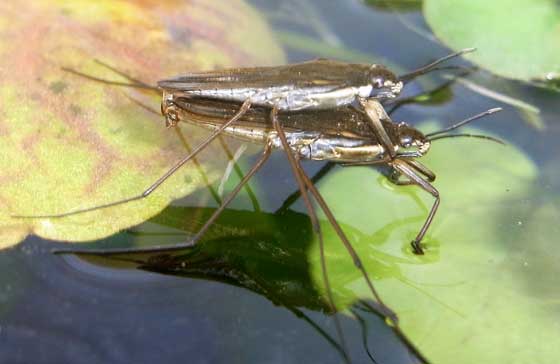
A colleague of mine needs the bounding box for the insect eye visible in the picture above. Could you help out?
[372,77,384,88]
[401,136,412,148]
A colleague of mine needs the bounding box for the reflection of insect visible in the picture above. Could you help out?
[16,50,494,363]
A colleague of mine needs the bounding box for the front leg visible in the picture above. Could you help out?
[358,98,397,158]
[390,159,440,255]
[389,159,436,185]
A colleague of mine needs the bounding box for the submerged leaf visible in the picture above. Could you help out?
[0,0,285,249]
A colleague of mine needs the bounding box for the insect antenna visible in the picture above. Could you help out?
[425,107,502,138]
[429,133,505,144]
[61,66,157,90]
[399,48,476,83]
[93,59,156,90]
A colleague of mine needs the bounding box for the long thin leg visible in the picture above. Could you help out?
[294,150,398,322]
[113,86,261,210]
[275,161,336,215]
[391,159,440,255]
[53,142,272,255]
[270,107,350,364]
[121,92,224,205]
[13,99,252,219]
[109,65,260,212]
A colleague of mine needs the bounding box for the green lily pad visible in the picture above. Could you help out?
[0,0,285,249]
[307,122,555,363]
[424,0,560,84]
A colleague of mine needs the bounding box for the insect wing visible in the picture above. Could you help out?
[158,59,372,92]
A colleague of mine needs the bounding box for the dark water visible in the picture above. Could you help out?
[2,1,559,363]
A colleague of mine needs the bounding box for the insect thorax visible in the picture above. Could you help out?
[268,132,387,162]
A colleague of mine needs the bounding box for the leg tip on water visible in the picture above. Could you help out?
[411,240,425,255]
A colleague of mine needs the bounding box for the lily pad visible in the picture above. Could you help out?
[0,1,285,249]
[424,0,560,84]
[308,122,556,363]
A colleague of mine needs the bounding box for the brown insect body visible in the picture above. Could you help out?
[158,59,403,111]
[168,97,431,163]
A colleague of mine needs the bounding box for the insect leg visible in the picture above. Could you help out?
[53,140,272,255]
[294,150,397,322]
[391,159,440,255]
[270,107,350,364]
[406,160,435,181]
[13,99,252,219]
[389,160,435,185]
[359,98,397,158]
[285,120,434,363]
[112,91,224,207]
[275,162,336,215]
[119,89,260,209]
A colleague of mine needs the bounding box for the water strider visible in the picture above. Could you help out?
[14,50,494,363]
[141,97,502,257]
[156,48,474,118]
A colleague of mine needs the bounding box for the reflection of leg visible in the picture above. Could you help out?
[349,307,378,364]
[391,159,440,255]
[249,271,348,362]
[355,300,431,364]
[53,140,271,255]
[216,136,261,212]
[270,107,350,364]
[14,99,252,219]
[174,127,222,205]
